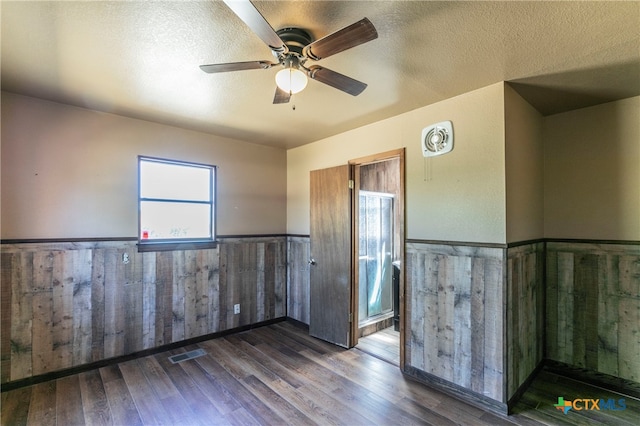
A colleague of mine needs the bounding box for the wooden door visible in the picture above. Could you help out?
[309,165,352,348]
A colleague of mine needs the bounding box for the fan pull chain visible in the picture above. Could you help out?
[423,157,433,182]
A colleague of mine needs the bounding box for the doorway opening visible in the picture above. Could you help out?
[307,149,404,364]
[350,150,404,367]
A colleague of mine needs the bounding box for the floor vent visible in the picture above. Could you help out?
[168,348,207,364]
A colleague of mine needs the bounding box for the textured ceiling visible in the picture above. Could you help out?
[2,1,639,149]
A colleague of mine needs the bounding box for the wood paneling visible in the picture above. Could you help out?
[506,242,544,398]
[1,252,13,383]
[286,236,310,325]
[1,237,287,384]
[406,242,506,402]
[546,241,640,383]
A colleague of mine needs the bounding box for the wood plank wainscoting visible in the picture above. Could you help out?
[286,236,310,325]
[405,241,510,412]
[506,242,545,402]
[1,236,287,386]
[404,239,638,414]
[545,241,640,384]
[404,240,546,413]
[3,236,638,419]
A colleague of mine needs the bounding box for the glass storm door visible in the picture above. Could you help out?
[358,191,393,325]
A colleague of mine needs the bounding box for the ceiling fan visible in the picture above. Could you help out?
[200,0,378,104]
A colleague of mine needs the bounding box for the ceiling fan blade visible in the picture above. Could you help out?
[307,65,367,96]
[273,87,291,104]
[199,61,275,73]
[223,0,288,54]
[303,18,377,61]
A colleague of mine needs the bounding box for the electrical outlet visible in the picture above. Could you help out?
[233,304,240,314]
[122,253,130,264]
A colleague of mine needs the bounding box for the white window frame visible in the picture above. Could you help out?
[137,156,217,252]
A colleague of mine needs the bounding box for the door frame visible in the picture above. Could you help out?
[348,148,405,370]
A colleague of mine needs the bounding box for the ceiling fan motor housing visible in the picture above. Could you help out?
[422,121,454,157]
[276,28,313,58]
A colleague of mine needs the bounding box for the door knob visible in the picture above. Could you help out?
[308,258,316,266]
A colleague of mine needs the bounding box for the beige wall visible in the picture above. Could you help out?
[287,82,507,244]
[543,96,640,240]
[505,83,544,243]
[7,87,634,243]
[1,92,287,239]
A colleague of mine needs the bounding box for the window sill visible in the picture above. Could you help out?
[137,240,218,252]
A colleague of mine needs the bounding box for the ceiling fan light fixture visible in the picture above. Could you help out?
[275,66,308,94]
[202,2,378,104]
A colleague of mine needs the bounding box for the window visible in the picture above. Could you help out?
[138,156,216,251]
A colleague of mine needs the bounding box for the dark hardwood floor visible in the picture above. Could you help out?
[356,326,400,366]
[2,321,639,425]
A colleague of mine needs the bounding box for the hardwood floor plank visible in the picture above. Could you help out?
[394,396,459,426]
[25,380,56,426]
[160,394,205,426]
[177,350,243,416]
[55,374,85,426]
[342,348,446,409]
[247,371,347,425]
[299,347,405,403]
[505,410,555,426]
[270,321,335,354]
[1,385,31,426]
[226,333,306,388]
[118,360,173,425]
[3,321,638,426]
[511,394,587,426]
[137,355,179,399]
[78,369,113,426]
[521,371,640,425]
[271,340,401,425]
[241,374,315,426]
[224,407,261,426]
[253,340,395,424]
[478,411,521,425]
[137,356,203,426]
[192,348,289,425]
[213,335,351,425]
[301,346,415,406]
[154,349,229,424]
[97,363,122,384]
[329,380,431,425]
[265,322,482,424]
[301,346,459,426]
[232,331,373,424]
[433,393,498,424]
[99,365,143,426]
[200,338,267,382]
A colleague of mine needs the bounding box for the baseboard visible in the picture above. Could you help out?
[507,360,545,414]
[283,316,310,331]
[543,359,640,400]
[402,365,508,415]
[0,317,286,393]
